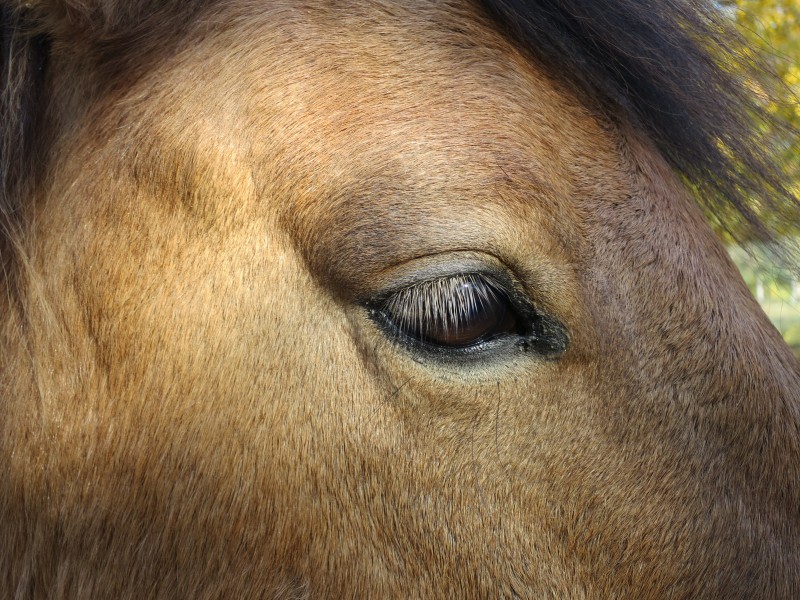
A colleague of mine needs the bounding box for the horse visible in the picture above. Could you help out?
[1,0,799,597]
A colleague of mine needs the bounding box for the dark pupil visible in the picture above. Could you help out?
[398,278,518,347]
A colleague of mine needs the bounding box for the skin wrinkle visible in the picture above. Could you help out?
[0,0,798,598]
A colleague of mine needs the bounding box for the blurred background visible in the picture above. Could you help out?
[721,0,799,357]
[730,243,799,356]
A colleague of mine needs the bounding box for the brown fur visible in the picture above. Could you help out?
[1,1,799,598]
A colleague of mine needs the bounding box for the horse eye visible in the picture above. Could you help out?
[379,274,520,348]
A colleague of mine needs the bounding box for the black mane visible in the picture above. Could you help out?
[479,0,799,245]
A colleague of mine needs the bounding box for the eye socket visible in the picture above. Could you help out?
[378,273,522,348]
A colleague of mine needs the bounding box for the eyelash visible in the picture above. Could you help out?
[372,272,525,350]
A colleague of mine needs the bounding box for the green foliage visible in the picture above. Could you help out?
[736,0,800,111]
[722,2,800,357]
[736,0,800,174]
[707,0,800,242]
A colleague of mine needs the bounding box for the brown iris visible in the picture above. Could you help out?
[382,274,520,348]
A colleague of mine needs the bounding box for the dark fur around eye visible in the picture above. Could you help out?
[367,271,569,361]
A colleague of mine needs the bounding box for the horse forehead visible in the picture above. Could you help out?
[205,0,607,169]
[202,4,620,275]
[116,0,621,285]
[127,0,617,194]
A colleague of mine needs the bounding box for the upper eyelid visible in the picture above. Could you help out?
[373,269,514,303]
[359,251,525,300]
[382,273,505,312]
